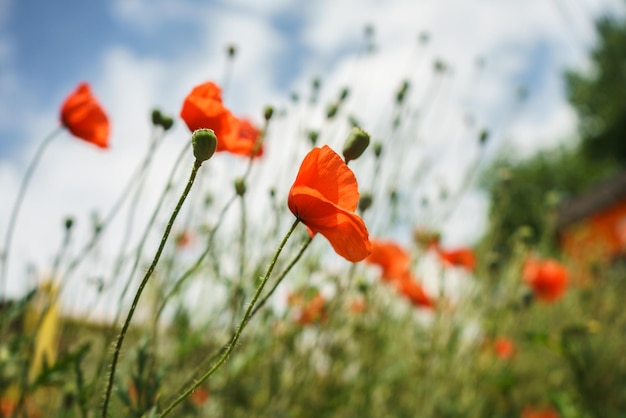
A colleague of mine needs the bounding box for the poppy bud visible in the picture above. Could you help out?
[160,116,174,131]
[343,127,370,163]
[204,193,213,207]
[434,60,446,73]
[227,44,237,58]
[389,188,398,204]
[373,141,383,158]
[234,177,246,196]
[307,130,319,146]
[312,77,321,91]
[191,129,217,165]
[419,32,430,45]
[339,87,350,102]
[326,102,339,119]
[264,105,274,121]
[151,108,174,131]
[479,129,489,145]
[269,187,276,198]
[358,193,373,212]
[396,80,410,104]
[290,92,299,103]
[151,109,163,126]
[64,217,74,231]
[357,280,369,294]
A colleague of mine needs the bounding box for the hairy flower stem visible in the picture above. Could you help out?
[249,236,313,319]
[158,218,300,418]
[101,159,203,418]
[0,127,62,298]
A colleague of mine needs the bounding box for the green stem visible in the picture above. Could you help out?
[1,127,62,298]
[87,139,187,405]
[249,236,313,320]
[153,193,238,328]
[158,218,301,418]
[101,160,203,418]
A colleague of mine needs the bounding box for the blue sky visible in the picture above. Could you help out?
[0,0,624,303]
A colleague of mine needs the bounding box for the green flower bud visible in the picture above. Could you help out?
[389,188,398,204]
[192,129,217,165]
[307,130,319,146]
[64,216,74,231]
[339,87,350,102]
[358,193,373,212]
[161,116,174,131]
[373,141,383,158]
[419,32,430,45]
[343,127,370,163]
[227,44,237,58]
[434,60,446,73]
[312,77,321,91]
[396,80,410,104]
[264,105,274,121]
[479,129,489,145]
[234,177,246,196]
[290,92,300,103]
[151,109,163,127]
[151,108,174,131]
[326,102,339,119]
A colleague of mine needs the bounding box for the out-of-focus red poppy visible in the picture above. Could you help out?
[288,145,371,262]
[366,240,411,282]
[522,257,568,302]
[230,117,263,158]
[348,297,366,314]
[437,246,476,271]
[180,81,263,158]
[413,227,441,248]
[60,82,109,148]
[289,292,328,325]
[0,395,40,418]
[395,274,434,309]
[521,406,560,418]
[175,230,194,249]
[493,336,516,360]
[189,386,210,407]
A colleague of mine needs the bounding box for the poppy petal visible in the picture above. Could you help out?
[291,145,359,211]
[60,82,109,148]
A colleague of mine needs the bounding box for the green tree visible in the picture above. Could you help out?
[567,14,626,165]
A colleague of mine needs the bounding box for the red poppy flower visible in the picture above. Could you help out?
[437,246,476,271]
[288,291,328,325]
[521,406,560,418]
[229,117,263,158]
[288,145,371,262]
[189,386,210,407]
[493,336,516,360]
[60,82,109,148]
[366,239,411,282]
[396,273,434,309]
[522,257,568,302]
[348,297,366,314]
[180,81,263,158]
